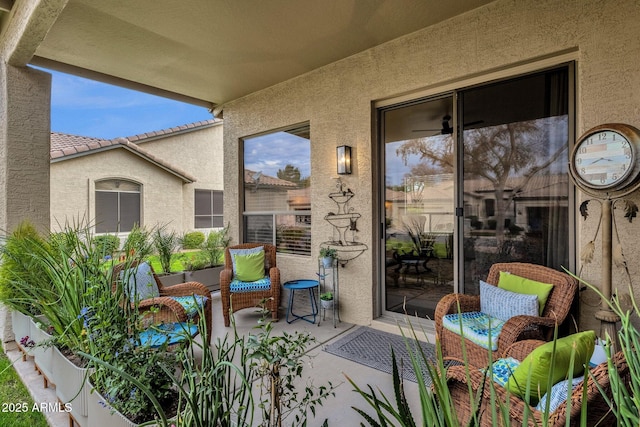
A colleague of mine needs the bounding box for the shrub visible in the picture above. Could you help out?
[123,225,153,260]
[94,234,120,256]
[202,224,231,267]
[0,220,52,315]
[182,231,205,249]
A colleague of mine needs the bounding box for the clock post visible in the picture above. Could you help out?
[570,123,640,352]
[593,197,620,352]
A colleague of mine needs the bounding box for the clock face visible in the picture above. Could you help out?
[573,130,634,188]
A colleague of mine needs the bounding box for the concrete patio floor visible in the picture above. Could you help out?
[6,291,433,427]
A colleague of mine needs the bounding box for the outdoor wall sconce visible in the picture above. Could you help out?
[336,145,352,175]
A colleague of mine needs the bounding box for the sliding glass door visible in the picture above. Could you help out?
[382,96,455,318]
[380,65,572,318]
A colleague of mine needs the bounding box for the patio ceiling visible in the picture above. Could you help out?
[24,0,494,109]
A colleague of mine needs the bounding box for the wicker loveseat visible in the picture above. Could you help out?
[434,262,578,367]
[446,339,629,426]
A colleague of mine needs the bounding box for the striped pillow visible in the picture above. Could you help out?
[480,280,538,322]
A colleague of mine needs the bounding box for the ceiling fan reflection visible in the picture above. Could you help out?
[412,114,483,135]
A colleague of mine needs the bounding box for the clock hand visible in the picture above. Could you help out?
[590,157,612,165]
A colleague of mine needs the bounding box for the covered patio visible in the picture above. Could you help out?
[2,0,640,425]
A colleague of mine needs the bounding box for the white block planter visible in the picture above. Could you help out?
[87,381,176,427]
[52,346,89,426]
[30,317,55,388]
[11,310,32,357]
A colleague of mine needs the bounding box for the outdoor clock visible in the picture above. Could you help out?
[569,123,640,197]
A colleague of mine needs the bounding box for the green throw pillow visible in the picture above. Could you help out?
[506,330,596,406]
[498,271,554,315]
[234,251,265,282]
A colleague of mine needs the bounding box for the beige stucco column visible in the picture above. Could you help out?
[0,63,51,342]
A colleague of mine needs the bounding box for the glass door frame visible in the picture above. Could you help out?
[376,92,459,321]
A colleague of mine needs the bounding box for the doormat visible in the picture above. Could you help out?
[323,326,439,384]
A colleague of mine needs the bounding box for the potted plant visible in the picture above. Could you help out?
[319,247,338,268]
[320,291,334,309]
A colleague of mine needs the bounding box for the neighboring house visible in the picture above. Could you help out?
[49,119,224,238]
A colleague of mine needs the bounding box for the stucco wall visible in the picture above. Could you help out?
[134,122,224,232]
[223,0,640,328]
[51,149,185,234]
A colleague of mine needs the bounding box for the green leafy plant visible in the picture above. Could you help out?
[122,224,154,260]
[347,323,460,427]
[0,220,52,315]
[153,226,180,274]
[319,247,338,259]
[245,307,336,426]
[320,292,333,301]
[201,224,231,267]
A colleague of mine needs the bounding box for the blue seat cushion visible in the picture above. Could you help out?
[483,357,521,387]
[230,276,271,293]
[442,311,505,351]
[171,295,208,318]
[138,322,198,348]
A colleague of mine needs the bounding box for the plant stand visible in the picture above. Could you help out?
[317,258,339,327]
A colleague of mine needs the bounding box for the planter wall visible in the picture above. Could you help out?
[52,346,89,427]
[30,317,55,389]
[159,267,222,292]
[87,382,175,427]
[156,272,186,287]
[11,310,31,357]
[185,266,222,292]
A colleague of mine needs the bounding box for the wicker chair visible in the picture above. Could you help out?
[447,340,629,426]
[220,243,281,327]
[434,262,578,367]
[112,260,212,344]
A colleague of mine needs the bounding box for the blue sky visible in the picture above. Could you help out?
[47,69,213,140]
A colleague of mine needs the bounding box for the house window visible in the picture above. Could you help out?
[195,189,223,228]
[95,179,141,233]
[242,124,311,256]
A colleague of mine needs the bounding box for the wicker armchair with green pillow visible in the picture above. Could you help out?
[434,262,578,367]
[220,243,281,327]
[447,336,629,427]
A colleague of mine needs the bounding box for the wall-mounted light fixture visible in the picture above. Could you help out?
[336,145,352,175]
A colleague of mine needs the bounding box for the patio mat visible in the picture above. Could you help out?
[323,326,439,384]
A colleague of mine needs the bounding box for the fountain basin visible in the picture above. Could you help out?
[328,191,354,205]
[320,241,368,265]
[324,213,361,229]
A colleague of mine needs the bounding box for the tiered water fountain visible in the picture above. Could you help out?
[321,178,368,267]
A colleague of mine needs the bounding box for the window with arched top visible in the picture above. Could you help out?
[95,179,141,233]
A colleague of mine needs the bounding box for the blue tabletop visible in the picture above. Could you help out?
[283,279,319,290]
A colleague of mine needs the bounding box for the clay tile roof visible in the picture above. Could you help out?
[244,169,297,188]
[126,119,219,143]
[50,131,198,183]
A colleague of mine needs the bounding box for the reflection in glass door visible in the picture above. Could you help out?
[460,67,571,294]
[382,96,455,319]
